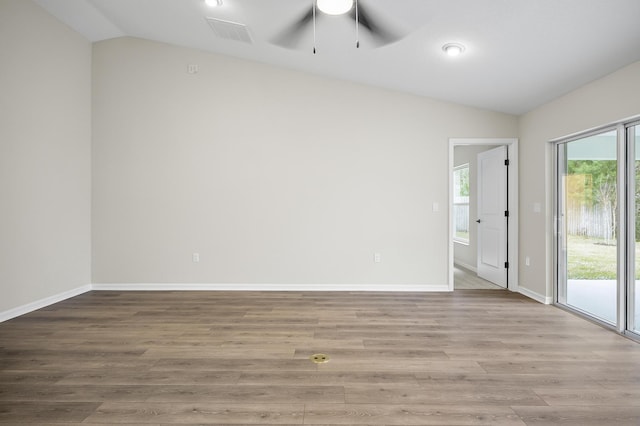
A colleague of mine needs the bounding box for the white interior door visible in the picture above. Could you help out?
[477,146,508,288]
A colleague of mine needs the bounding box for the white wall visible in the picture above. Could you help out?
[2,5,636,310]
[2,3,635,309]
[92,37,518,288]
[519,61,640,301]
[0,0,92,315]
[453,145,497,270]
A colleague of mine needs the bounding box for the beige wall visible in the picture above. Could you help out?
[0,0,92,313]
[92,37,518,287]
[7,4,635,306]
[518,61,640,300]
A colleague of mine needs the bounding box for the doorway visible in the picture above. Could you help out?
[556,130,618,324]
[448,138,519,292]
[554,121,640,337]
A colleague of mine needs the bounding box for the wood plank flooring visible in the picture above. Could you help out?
[454,265,503,290]
[1,290,640,425]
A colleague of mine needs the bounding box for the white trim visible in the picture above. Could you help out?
[0,284,91,323]
[518,286,552,304]
[454,261,477,273]
[91,283,451,292]
[449,138,519,293]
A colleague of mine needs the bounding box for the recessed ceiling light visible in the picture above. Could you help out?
[442,43,465,57]
[317,0,354,15]
[205,0,223,7]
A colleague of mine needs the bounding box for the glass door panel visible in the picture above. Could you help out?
[632,124,640,334]
[558,130,618,324]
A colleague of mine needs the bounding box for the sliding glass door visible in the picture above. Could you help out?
[557,130,618,325]
[556,121,640,338]
[630,124,639,334]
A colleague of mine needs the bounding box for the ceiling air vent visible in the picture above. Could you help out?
[206,18,253,44]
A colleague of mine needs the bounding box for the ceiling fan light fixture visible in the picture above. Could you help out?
[317,0,354,15]
[205,0,223,7]
[442,43,465,57]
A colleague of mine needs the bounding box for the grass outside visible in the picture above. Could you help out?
[567,235,640,280]
[455,231,469,241]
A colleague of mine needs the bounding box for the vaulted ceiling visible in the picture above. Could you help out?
[35,0,640,115]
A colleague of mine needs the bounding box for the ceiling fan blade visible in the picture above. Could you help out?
[271,7,315,49]
[351,3,402,47]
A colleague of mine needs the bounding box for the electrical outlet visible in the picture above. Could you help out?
[192,253,200,263]
[374,253,381,263]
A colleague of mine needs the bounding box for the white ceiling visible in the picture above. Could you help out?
[35,0,640,115]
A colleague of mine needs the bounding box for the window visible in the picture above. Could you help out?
[453,164,470,243]
[555,119,640,339]
[556,130,618,324]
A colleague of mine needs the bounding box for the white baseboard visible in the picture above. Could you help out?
[0,284,92,323]
[0,282,452,323]
[454,261,477,273]
[91,283,452,292]
[518,286,552,304]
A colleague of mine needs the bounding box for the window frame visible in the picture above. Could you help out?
[552,117,640,340]
[453,163,470,245]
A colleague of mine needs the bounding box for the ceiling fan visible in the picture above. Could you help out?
[272,0,401,53]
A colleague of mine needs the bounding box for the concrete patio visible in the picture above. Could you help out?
[567,279,639,330]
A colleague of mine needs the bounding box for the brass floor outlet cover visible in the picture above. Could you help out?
[310,353,330,363]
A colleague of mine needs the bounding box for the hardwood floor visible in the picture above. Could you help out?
[1,290,640,425]
[454,265,504,290]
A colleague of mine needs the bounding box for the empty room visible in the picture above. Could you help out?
[2,0,640,424]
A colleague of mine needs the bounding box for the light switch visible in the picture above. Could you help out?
[432,202,439,212]
[533,202,541,213]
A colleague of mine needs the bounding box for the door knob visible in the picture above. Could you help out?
[476,219,481,223]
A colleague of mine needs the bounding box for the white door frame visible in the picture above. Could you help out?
[448,138,519,292]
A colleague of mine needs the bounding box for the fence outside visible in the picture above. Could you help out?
[453,203,469,234]
[566,200,615,241]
